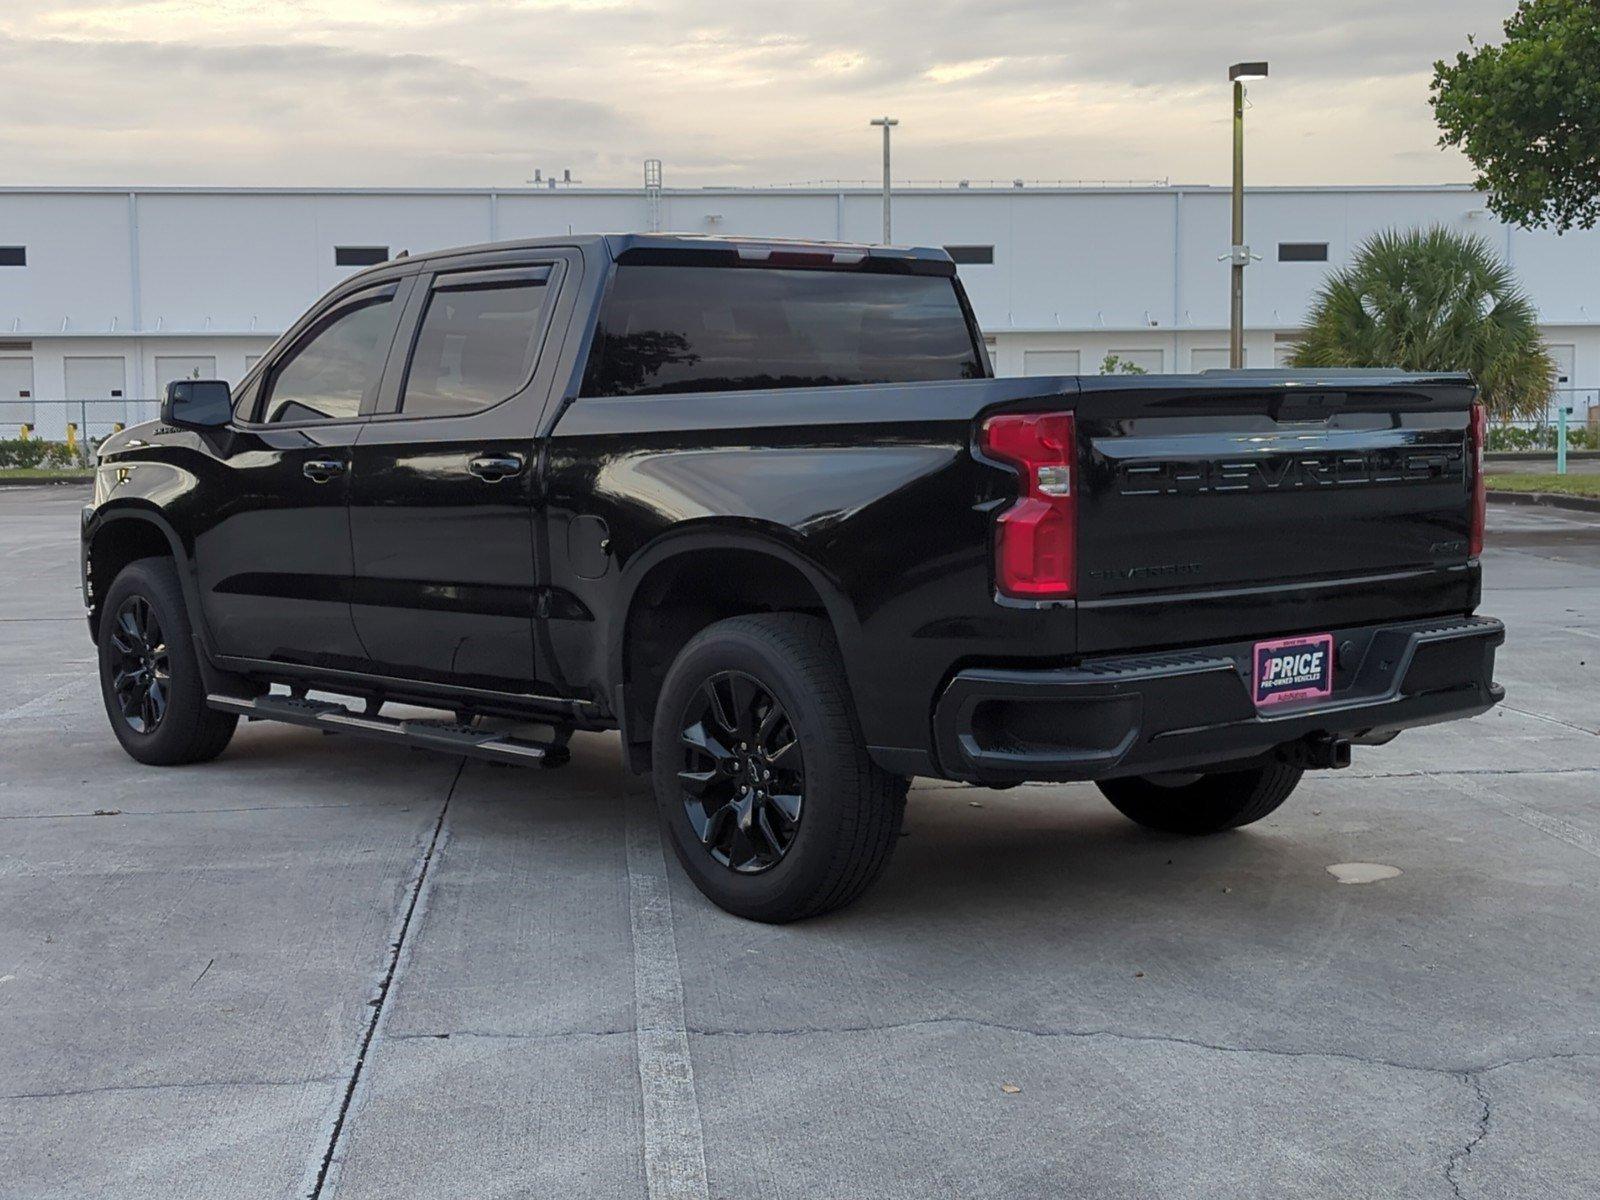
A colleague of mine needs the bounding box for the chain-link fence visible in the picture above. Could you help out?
[0,400,162,467]
[1490,389,1598,469]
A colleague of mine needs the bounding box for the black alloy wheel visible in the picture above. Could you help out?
[678,670,805,873]
[97,556,237,765]
[107,595,170,734]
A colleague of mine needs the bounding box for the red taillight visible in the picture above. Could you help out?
[1469,401,1487,557]
[981,410,1077,598]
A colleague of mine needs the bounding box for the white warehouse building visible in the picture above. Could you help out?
[1,182,1597,435]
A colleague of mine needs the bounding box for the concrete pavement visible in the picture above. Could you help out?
[1,487,1596,1199]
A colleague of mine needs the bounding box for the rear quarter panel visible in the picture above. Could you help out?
[542,377,1081,757]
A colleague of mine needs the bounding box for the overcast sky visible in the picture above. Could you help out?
[1,0,1516,189]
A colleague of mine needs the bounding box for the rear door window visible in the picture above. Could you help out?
[581,265,983,397]
[400,267,553,418]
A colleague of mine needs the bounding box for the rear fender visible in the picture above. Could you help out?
[609,522,869,742]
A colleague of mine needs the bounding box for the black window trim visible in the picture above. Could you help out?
[242,281,402,428]
[376,260,564,422]
[1278,241,1330,262]
[335,245,390,268]
[943,244,995,265]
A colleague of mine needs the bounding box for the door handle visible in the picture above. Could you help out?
[302,458,347,483]
[468,453,525,482]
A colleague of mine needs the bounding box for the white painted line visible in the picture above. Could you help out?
[1500,702,1599,736]
[625,792,710,1200]
[0,678,87,722]
[1434,771,1600,861]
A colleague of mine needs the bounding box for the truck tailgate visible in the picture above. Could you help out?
[1071,373,1480,653]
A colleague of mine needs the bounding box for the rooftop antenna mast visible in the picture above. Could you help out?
[644,159,664,232]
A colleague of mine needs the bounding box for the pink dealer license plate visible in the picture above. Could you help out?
[1252,633,1335,708]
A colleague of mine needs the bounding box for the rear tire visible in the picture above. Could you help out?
[1097,762,1302,835]
[98,557,237,766]
[651,614,908,922]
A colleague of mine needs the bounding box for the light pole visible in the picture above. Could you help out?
[1227,62,1268,368]
[870,116,898,244]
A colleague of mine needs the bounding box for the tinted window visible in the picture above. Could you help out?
[581,266,982,397]
[262,295,393,424]
[336,246,389,266]
[0,247,25,267]
[1279,242,1329,262]
[401,276,549,417]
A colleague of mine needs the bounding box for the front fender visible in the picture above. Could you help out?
[81,498,207,650]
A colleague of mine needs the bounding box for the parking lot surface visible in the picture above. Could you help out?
[1,486,1597,1199]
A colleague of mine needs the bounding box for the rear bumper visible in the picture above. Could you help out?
[933,614,1504,783]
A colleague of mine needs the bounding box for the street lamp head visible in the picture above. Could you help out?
[1229,61,1269,82]
[870,116,899,128]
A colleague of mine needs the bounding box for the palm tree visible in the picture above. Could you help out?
[1288,226,1554,421]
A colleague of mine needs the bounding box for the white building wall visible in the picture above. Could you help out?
[1,184,1597,432]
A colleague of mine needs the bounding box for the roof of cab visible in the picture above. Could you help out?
[386,232,952,268]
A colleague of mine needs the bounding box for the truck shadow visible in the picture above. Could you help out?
[226,724,1394,942]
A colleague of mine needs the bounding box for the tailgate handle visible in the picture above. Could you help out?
[1273,391,1347,422]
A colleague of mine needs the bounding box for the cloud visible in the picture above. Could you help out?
[0,0,1519,186]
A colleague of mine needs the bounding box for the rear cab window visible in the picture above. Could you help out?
[581,256,984,398]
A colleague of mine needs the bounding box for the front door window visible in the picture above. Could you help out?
[263,295,394,424]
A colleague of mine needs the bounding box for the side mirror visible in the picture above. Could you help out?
[162,380,233,428]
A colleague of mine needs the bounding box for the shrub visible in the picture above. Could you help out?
[1486,423,1596,452]
[0,439,86,469]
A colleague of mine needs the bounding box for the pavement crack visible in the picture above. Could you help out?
[0,802,361,821]
[386,1027,633,1044]
[1355,766,1600,781]
[686,1016,1598,1079]
[1445,1072,1491,1200]
[304,757,462,1200]
[2,1075,339,1101]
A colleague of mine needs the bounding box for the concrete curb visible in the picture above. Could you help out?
[1488,489,1600,515]
[0,476,92,488]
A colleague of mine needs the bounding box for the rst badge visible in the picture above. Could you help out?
[1253,633,1335,708]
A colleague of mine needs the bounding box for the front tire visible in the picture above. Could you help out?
[98,557,237,766]
[1097,762,1303,835]
[650,614,908,923]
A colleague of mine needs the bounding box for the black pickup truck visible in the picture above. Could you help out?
[82,234,1504,921]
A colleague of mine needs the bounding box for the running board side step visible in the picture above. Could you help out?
[206,693,570,767]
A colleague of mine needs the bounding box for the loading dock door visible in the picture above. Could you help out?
[0,357,34,434]
[64,356,129,432]
[1023,350,1081,376]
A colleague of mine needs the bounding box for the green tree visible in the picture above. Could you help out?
[1431,0,1600,232]
[1288,227,1554,421]
[1098,354,1147,375]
